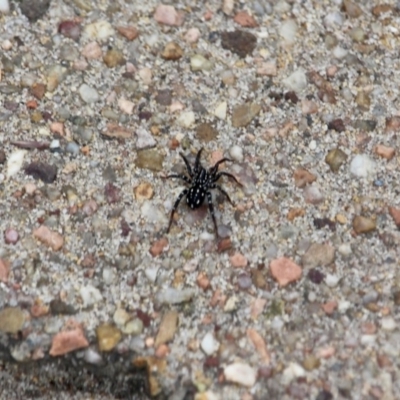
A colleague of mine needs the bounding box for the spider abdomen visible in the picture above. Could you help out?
[186,185,207,209]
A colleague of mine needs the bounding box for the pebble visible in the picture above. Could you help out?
[66,141,79,156]
[302,243,335,268]
[257,61,277,76]
[0,258,9,282]
[58,20,81,41]
[149,238,169,257]
[81,41,102,59]
[161,42,183,60]
[325,148,348,172]
[33,225,64,251]
[103,123,132,139]
[385,116,400,132]
[155,311,178,347]
[83,20,115,41]
[270,257,302,287]
[325,274,340,287]
[185,28,200,43]
[80,285,103,307]
[79,83,99,103]
[201,332,220,355]
[229,252,248,268]
[134,182,154,201]
[154,4,184,26]
[103,48,125,68]
[374,145,395,160]
[354,119,377,132]
[350,154,376,178]
[0,0,10,13]
[177,111,195,128]
[381,317,396,331]
[0,307,25,333]
[156,288,195,305]
[6,149,26,180]
[388,206,400,228]
[46,64,68,92]
[102,267,115,285]
[4,227,19,244]
[328,118,345,132]
[96,323,122,352]
[279,19,298,45]
[84,347,103,365]
[136,126,156,149]
[338,243,352,257]
[135,149,165,171]
[116,25,139,41]
[303,184,324,205]
[49,328,89,356]
[224,363,257,387]
[229,145,243,162]
[214,101,227,120]
[190,54,213,72]
[282,69,307,92]
[234,11,258,28]
[282,362,306,385]
[196,123,218,142]
[222,0,234,15]
[118,98,135,114]
[343,0,362,18]
[221,30,257,58]
[232,102,261,127]
[353,216,377,234]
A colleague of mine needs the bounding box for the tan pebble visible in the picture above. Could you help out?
[134,182,154,200]
[138,67,152,84]
[103,48,125,68]
[161,42,183,60]
[2,39,12,50]
[326,65,338,77]
[116,26,139,41]
[33,225,64,251]
[353,215,376,234]
[170,101,185,113]
[321,300,338,315]
[303,355,320,371]
[30,83,46,100]
[234,11,258,27]
[149,238,169,257]
[293,167,317,188]
[49,328,89,356]
[385,116,400,132]
[103,123,132,139]
[301,99,318,114]
[50,121,65,136]
[388,206,400,228]
[155,344,169,358]
[269,257,302,287]
[81,41,102,59]
[374,144,395,160]
[154,4,184,26]
[118,97,135,114]
[372,4,393,17]
[250,298,267,320]
[222,0,234,15]
[24,182,37,195]
[145,337,154,347]
[336,214,347,224]
[0,259,9,282]
[30,299,49,317]
[287,208,305,221]
[155,311,178,347]
[317,346,335,358]
[197,272,210,290]
[256,61,277,76]
[229,252,248,268]
[96,323,122,352]
[187,338,199,351]
[185,28,200,43]
[247,328,270,364]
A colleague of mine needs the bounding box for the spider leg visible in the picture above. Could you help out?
[209,158,232,175]
[167,188,189,233]
[213,184,234,206]
[214,171,243,186]
[179,153,193,178]
[165,174,191,184]
[206,191,219,236]
[194,148,204,174]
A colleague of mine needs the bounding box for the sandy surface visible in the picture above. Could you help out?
[1,0,400,399]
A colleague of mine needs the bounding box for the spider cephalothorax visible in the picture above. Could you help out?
[166,148,242,236]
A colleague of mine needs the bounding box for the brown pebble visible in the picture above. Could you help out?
[0,259,10,282]
[343,0,363,18]
[372,4,393,17]
[116,25,139,41]
[233,11,258,27]
[155,344,169,358]
[232,102,261,127]
[374,144,395,160]
[161,42,183,60]
[25,162,57,183]
[269,257,302,287]
[103,48,125,68]
[353,215,377,234]
[321,300,338,315]
[247,329,270,364]
[196,123,218,142]
[197,272,210,290]
[155,310,178,347]
[134,182,154,200]
[388,206,400,228]
[149,238,169,257]
[325,148,348,172]
[217,237,232,252]
[385,116,400,132]
[221,30,257,58]
[293,167,317,188]
[33,225,64,251]
[102,123,133,139]
[287,208,305,221]
[30,83,46,99]
[49,328,89,356]
[328,118,346,132]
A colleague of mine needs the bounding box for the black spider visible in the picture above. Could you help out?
[165,148,242,236]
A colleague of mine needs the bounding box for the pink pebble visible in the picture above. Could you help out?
[4,228,19,245]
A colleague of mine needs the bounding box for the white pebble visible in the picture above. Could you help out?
[190,54,213,72]
[325,274,340,287]
[381,317,396,331]
[136,126,156,149]
[224,296,238,312]
[176,111,195,128]
[338,300,351,312]
[229,145,243,162]
[80,285,103,307]
[350,154,376,178]
[156,288,196,304]
[102,267,115,285]
[214,101,227,120]
[282,362,305,385]
[79,84,99,103]
[201,332,220,355]
[144,266,159,283]
[0,0,10,13]
[309,140,317,150]
[338,243,352,257]
[324,11,344,28]
[200,231,214,241]
[84,348,103,365]
[185,28,200,43]
[6,150,26,180]
[282,69,307,92]
[83,21,115,41]
[113,308,131,326]
[332,46,348,59]
[279,19,298,45]
[224,363,257,387]
[271,316,284,330]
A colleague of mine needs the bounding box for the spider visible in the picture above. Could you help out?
[165,148,242,236]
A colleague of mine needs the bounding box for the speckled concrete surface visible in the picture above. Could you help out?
[1,0,400,399]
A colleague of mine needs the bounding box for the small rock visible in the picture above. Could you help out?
[381,316,396,331]
[350,154,376,178]
[372,4,393,17]
[149,238,169,257]
[385,116,400,132]
[374,145,395,160]
[0,258,9,282]
[303,184,324,204]
[325,148,348,172]
[190,54,213,71]
[222,0,234,15]
[155,89,172,106]
[353,215,377,234]
[134,182,154,201]
[257,61,277,76]
[301,99,318,114]
[201,332,220,355]
[4,228,19,244]
[184,28,200,43]
[50,328,89,356]
[229,252,248,268]
[282,363,306,385]
[103,48,125,68]
[328,118,345,132]
[6,149,26,179]
[58,20,81,41]
[279,19,298,45]
[343,0,362,18]
[293,167,316,188]
[177,111,195,128]
[135,149,165,171]
[229,145,243,162]
[154,4,184,26]
[33,225,63,251]
[0,0,10,13]
[302,243,335,268]
[155,311,178,347]
[19,0,50,22]
[221,30,257,58]
[270,257,302,287]
[118,98,135,114]
[388,206,400,228]
[50,299,76,315]
[161,42,183,60]
[232,102,261,127]
[282,69,307,93]
[234,11,258,27]
[80,285,103,307]
[116,25,139,41]
[79,84,99,103]
[354,119,377,132]
[83,20,115,41]
[214,101,227,120]
[96,323,122,352]
[196,123,218,142]
[156,288,195,305]
[123,318,144,335]
[136,126,156,149]
[247,328,270,364]
[355,90,370,111]
[303,355,321,371]
[0,307,25,333]
[103,123,132,139]
[224,363,257,387]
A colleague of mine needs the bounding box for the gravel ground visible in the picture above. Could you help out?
[1,0,400,399]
